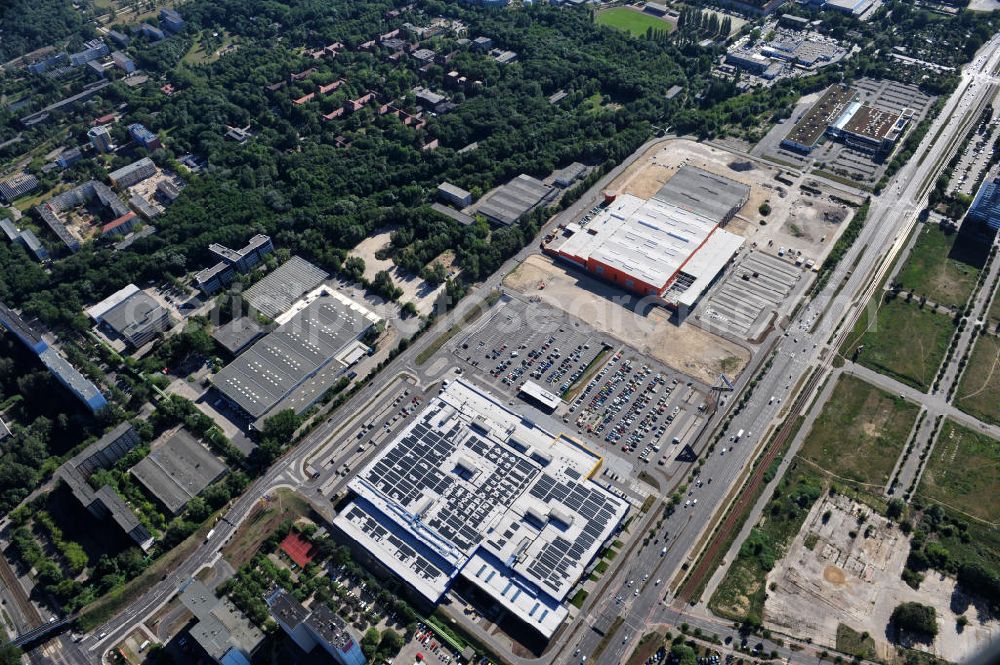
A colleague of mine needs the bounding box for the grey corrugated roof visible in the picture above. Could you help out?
[242,256,329,319]
[652,165,750,224]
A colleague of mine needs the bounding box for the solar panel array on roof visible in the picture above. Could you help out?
[335,379,628,639]
[212,295,372,418]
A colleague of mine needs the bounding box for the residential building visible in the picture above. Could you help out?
[128,123,162,150]
[101,211,140,238]
[27,52,68,75]
[160,8,185,33]
[69,40,109,66]
[88,124,114,153]
[109,157,157,188]
[57,147,83,168]
[57,423,152,550]
[17,230,49,262]
[112,51,137,74]
[267,589,366,665]
[138,23,166,41]
[107,30,131,47]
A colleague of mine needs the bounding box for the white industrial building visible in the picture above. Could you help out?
[333,379,629,639]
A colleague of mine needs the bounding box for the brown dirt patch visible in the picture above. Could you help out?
[823,565,846,585]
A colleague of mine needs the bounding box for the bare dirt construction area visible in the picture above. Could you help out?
[348,228,446,316]
[764,494,999,663]
[503,254,750,384]
[609,139,854,269]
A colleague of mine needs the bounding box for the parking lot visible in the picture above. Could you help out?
[393,624,466,665]
[454,296,611,399]
[568,350,707,467]
[698,251,804,340]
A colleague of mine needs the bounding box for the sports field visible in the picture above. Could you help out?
[841,296,956,391]
[595,7,674,37]
[954,332,1000,426]
[798,374,919,486]
[918,419,999,522]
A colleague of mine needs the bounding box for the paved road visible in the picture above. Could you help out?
[569,32,1000,665]
[37,32,1000,665]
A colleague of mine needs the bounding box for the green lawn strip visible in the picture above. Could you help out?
[835,623,877,660]
[798,374,920,486]
[895,224,986,309]
[841,296,955,391]
[917,419,1000,522]
[708,466,823,624]
[591,615,625,661]
[954,333,1000,427]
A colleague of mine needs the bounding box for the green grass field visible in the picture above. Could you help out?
[595,7,674,37]
[841,297,956,391]
[799,374,919,486]
[895,224,986,309]
[836,624,877,660]
[955,333,1000,427]
[918,419,999,522]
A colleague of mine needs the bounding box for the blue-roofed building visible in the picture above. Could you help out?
[160,8,185,33]
[138,23,166,41]
[128,123,162,150]
[70,40,109,66]
[968,176,1000,232]
[112,51,137,74]
[0,301,106,412]
[18,230,50,262]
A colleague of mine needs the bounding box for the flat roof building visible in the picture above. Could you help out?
[196,235,274,295]
[212,290,381,421]
[131,429,228,515]
[652,165,750,226]
[212,317,266,357]
[781,85,909,158]
[0,301,107,412]
[781,85,854,153]
[333,379,629,639]
[267,589,366,665]
[179,578,262,665]
[476,174,554,226]
[0,172,40,203]
[968,175,1000,233]
[519,380,562,412]
[437,182,473,208]
[242,256,329,320]
[109,157,156,189]
[547,167,748,313]
[57,423,152,550]
[98,289,173,348]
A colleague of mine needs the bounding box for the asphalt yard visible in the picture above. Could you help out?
[699,251,804,340]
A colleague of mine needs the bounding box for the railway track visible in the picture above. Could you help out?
[675,367,824,602]
[0,547,42,634]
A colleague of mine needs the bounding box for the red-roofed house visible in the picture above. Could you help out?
[101,211,138,238]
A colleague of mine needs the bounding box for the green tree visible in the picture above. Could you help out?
[890,602,938,637]
[670,644,697,665]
